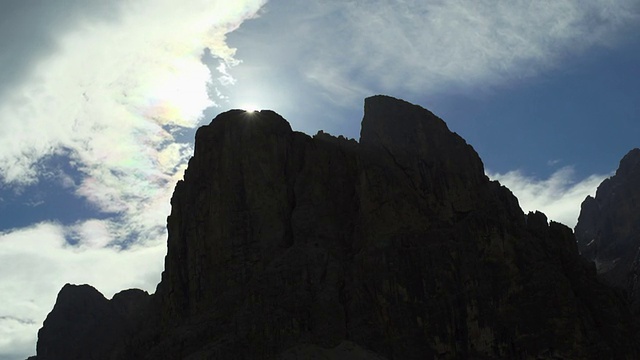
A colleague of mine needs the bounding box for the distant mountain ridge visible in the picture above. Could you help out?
[30,96,639,359]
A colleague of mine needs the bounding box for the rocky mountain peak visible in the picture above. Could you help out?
[35,284,150,360]
[616,148,640,177]
[360,95,447,146]
[358,95,488,224]
[30,97,639,359]
[361,95,485,181]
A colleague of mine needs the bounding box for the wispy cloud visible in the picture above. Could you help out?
[232,0,639,105]
[330,0,638,95]
[488,167,609,228]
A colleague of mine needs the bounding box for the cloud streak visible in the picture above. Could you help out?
[489,167,608,228]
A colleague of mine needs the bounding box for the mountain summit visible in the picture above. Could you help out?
[31,96,638,359]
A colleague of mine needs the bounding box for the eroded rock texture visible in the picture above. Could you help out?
[32,96,638,359]
[576,148,640,310]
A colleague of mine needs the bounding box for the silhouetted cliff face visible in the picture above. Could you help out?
[32,96,639,359]
[576,148,640,309]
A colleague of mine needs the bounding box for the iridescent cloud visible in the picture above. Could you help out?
[0,0,266,357]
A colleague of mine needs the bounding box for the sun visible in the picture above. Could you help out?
[241,104,259,113]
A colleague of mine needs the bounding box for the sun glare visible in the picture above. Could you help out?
[241,104,259,113]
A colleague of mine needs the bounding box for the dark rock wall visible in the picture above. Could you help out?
[32,96,639,360]
[576,148,640,309]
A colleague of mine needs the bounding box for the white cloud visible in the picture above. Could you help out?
[0,0,266,191]
[0,221,166,358]
[68,219,115,249]
[488,167,608,228]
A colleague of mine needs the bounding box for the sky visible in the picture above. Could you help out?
[0,0,638,358]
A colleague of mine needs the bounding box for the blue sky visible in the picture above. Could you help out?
[0,1,638,358]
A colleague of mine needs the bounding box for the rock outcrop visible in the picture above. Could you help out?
[31,96,639,359]
[576,148,640,310]
[35,284,150,360]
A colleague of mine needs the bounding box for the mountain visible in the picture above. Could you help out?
[32,285,150,359]
[575,148,640,310]
[30,96,639,359]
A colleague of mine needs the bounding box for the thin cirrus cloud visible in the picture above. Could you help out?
[0,0,265,357]
[488,167,609,228]
[232,0,639,106]
[329,0,638,96]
